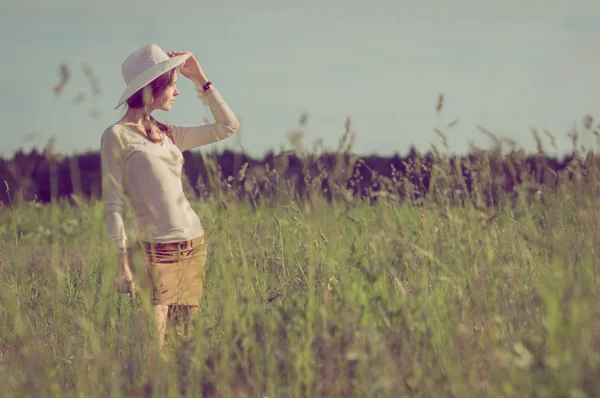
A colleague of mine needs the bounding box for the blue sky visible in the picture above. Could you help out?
[1,0,598,159]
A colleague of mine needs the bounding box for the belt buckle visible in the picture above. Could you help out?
[180,240,192,250]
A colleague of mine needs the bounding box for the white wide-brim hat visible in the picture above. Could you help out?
[115,44,192,109]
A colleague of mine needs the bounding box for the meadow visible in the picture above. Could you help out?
[2,136,600,398]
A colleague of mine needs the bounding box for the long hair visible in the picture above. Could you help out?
[126,69,175,144]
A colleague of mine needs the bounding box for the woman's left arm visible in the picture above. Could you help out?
[171,84,240,152]
[167,51,240,152]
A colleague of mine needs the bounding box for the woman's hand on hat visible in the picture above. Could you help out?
[167,51,208,86]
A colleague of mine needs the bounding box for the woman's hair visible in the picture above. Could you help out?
[126,69,175,144]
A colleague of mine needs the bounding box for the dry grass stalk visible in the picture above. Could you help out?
[53,64,69,96]
[543,129,557,149]
[434,128,449,149]
[531,128,544,154]
[436,93,444,114]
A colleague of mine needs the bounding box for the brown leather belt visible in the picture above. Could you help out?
[143,236,204,251]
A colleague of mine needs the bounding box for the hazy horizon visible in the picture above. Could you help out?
[1,0,598,159]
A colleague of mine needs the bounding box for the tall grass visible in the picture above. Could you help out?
[2,128,600,397]
[3,62,600,396]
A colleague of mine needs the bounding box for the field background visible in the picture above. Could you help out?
[2,122,600,397]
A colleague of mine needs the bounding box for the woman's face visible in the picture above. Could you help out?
[152,70,179,112]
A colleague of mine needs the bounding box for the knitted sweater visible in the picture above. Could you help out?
[100,87,239,250]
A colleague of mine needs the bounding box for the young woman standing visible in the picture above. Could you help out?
[101,44,239,347]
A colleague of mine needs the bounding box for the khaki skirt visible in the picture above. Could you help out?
[130,235,208,306]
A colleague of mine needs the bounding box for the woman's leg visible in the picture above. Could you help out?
[184,306,200,340]
[166,305,200,341]
[154,304,169,347]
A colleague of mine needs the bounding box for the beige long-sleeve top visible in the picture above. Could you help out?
[100,87,240,250]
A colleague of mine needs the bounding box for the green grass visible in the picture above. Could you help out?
[1,154,600,397]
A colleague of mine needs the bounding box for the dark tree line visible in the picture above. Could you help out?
[0,145,596,208]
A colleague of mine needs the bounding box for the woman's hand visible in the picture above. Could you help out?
[168,51,208,86]
[117,258,136,300]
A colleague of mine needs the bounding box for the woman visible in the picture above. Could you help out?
[101,44,240,347]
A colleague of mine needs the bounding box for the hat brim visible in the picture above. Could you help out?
[114,53,192,109]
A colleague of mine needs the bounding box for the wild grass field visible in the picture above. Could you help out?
[1,144,600,398]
